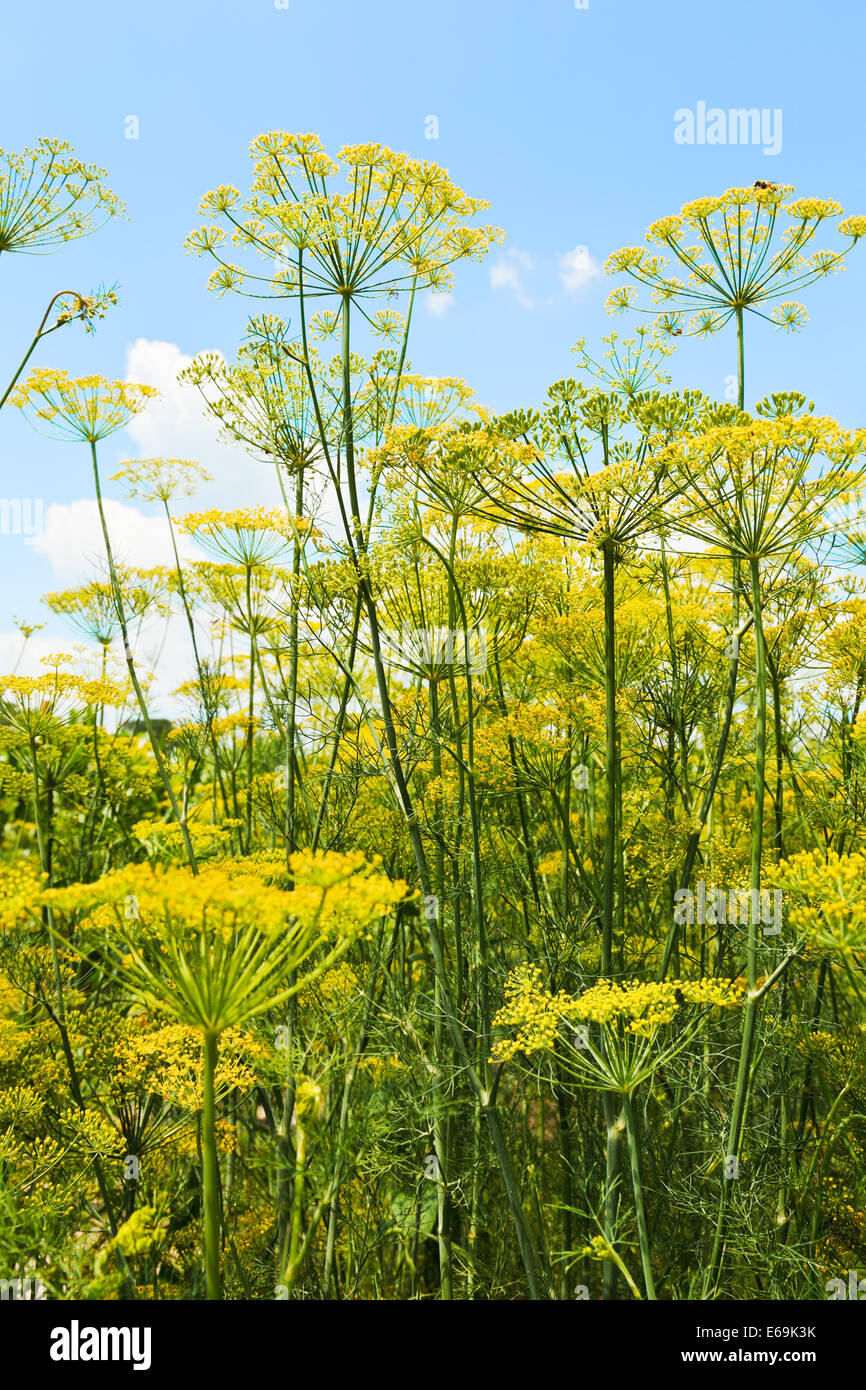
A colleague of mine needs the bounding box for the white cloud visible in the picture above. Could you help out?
[423,291,455,318]
[558,244,600,294]
[489,249,536,309]
[490,245,599,307]
[121,338,279,511]
[0,629,68,678]
[31,498,202,586]
[2,339,358,712]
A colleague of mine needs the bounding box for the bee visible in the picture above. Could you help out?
[386,288,400,299]
[754,180,776,191]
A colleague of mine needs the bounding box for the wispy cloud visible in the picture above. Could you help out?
[557,244,600,294]
[489,248,536,308]
[423,290,455,317]
[122,338,277,510]
[490,244,600,307]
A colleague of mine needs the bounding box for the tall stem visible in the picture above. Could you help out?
[90,442,198,873]
[338,294,550,1299]
[285,465,305,868]
[601,538,622,1298]
[623,1092,656,1300]
[708,552,767,1290]
[202,1032,222,1300]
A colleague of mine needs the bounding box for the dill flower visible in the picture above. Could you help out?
[9,369,157,443]
[0,138,123,254]
[42,851,410,1034]
[44,574,162,648]
[606,185,866,407]
[112,457,211,504]
[772,849,866,954]
[664,415,866,564]
[0,670,129,735]
[605,185,862,341]
[180,316,331,473]
[492,966,743,1092]
[186,133,503,304]
[571,329,673,397]
[178,507,294,566]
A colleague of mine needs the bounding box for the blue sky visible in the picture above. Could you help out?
[1,0,864,684]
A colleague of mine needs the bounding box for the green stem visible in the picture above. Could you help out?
[0,290,87,413]
[202,1032,222,1300]
[338,293,550,1300]
[601,538,622,1298]
[90,441,198,873]
[708,552,767,1290]
[624,1092,656,1300]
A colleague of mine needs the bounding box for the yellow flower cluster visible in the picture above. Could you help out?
[40,852,409,1035]
[0,859,47,929]
[491,965,580,1061]
[492,966,743,1061]
[111,1206,169,1258]
[0,138,123,252]
[573,978,743,1037]
[10,370,157,444]
[605,183,863,341]
[772,850,866,952]
[186,132,504,303]
[0,670,128,714]
[114,1021,257,1111]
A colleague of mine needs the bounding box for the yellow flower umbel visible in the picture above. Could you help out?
[0,669,129,738]
[773,850,866,957]
[605,184,866,407]
[0,138,123,254]
[112,457,211,505]
[492,964,743,1093]
[10,369,156,443]
[493,964,743,1302]
[186,133,503,305]
[177,507,293,567]
[44,574,162,660]
[42,850,408,1034]
[41,850,409,1301]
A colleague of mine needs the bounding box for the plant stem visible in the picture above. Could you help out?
[708,552,767,1291]
[623,1092,656,1299]
[202,1032,222,1300]
[90,441,198,873]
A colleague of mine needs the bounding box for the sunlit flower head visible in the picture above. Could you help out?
[186,133,504,303]
[605,185,864,340]
[111,457,211,504]
[10,369,158,444]
[0,138,124,254]
[178,507,297,566]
